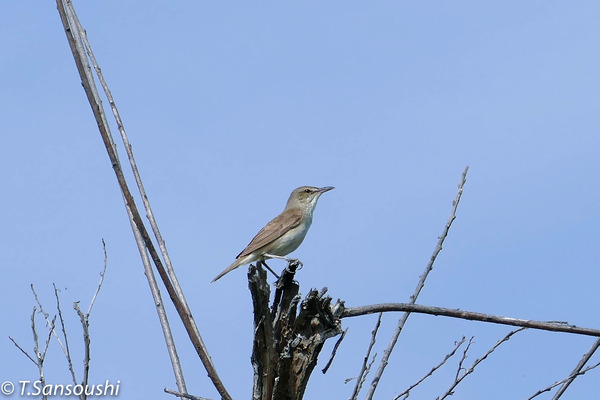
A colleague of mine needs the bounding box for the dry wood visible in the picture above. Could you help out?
[249,262,344,400]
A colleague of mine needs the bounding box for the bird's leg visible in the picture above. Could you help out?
[258,260,280,279]
[263,253,303,267]
[263,253,303,274]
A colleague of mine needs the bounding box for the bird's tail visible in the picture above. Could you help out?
[211,259,243,283]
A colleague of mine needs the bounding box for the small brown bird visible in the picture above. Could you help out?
[211,186,334,282]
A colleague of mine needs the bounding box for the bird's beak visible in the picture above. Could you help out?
[318,186,335,193]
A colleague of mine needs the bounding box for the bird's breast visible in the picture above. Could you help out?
[263,217,312,257]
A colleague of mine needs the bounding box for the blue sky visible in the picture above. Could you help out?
[1,2,599,399]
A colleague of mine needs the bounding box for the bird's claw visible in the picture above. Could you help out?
[287,258,303,272]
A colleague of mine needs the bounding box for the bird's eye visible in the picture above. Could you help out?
[304,189,311,193]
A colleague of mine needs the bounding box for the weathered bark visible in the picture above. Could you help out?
[249,262,344,400]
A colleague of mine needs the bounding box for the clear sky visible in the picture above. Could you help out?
[1,2,599,399]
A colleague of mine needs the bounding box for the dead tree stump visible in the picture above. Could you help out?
[248,262,344,400]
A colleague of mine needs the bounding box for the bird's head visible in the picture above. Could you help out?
[286,186,334,212]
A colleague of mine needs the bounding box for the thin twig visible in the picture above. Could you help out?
[164,388,212,400]
[64,243,109,400]
[349,313,382,400]
[28,285,79,393]
[343,304,600,337]
[41,316,57,365]
[552,338,600,399]
[54,283,78,386]
[365,167,469,400]
[73,301,91,397]
[437,328,525,400]
[455,337,474,381]
[33,284,73,364]
[31,306,40,359]
[364,354,378,385]
[322,328,348,374]
[9,335,37,364]
[31,285,52,328]
[30,307,47,399]
[87,239,108,315]
[129,214,186,398]
[527,360,600,400]
[346,354,378,385]
[394,336,467,400]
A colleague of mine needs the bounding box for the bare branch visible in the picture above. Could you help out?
[365,354,377,383]
[20,286,79,392]
[350,313,382,400]
[55,2,227,398]
[164,388,212,400]
[412,166,469,306]
[322,327,348,374]
[33,283,75,373]
[551,338,600,399]
[41,316,57,364]
[527,362,600,400]
[454,336,475,381]
[394,336,467,400]
[343,303,600,337]
[64,239,109,399]
[31,306,40,359]
[438,328,525,400]
[129,217,187,399]
[455,336,474,381]
[87,239,108,316]
[54,284,78,386]
[30,306,47,399]
[365,166,469,399]
[527,360,600,400]
[73,301,91,396]
[31,285,51,327]
[9,335,36,365]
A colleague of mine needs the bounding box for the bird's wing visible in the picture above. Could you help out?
[237,208,303,259]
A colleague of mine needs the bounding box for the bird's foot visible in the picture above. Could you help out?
[287,259,303,272]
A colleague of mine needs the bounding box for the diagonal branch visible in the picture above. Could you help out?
[322,327,348,374]
[55,2,229,399]
[394,336,467,400]
[365,167,469,399]
[87,239,108,316]
[527,359,600,400]
[40,316,57,372]
[551,338,600,399]
[9,335,37,365]
[350,313,382,400]
[438,328,525,400]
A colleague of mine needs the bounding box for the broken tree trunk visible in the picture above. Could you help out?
[248,262,344,400]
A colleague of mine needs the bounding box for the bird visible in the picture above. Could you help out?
[211,186,334,282]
